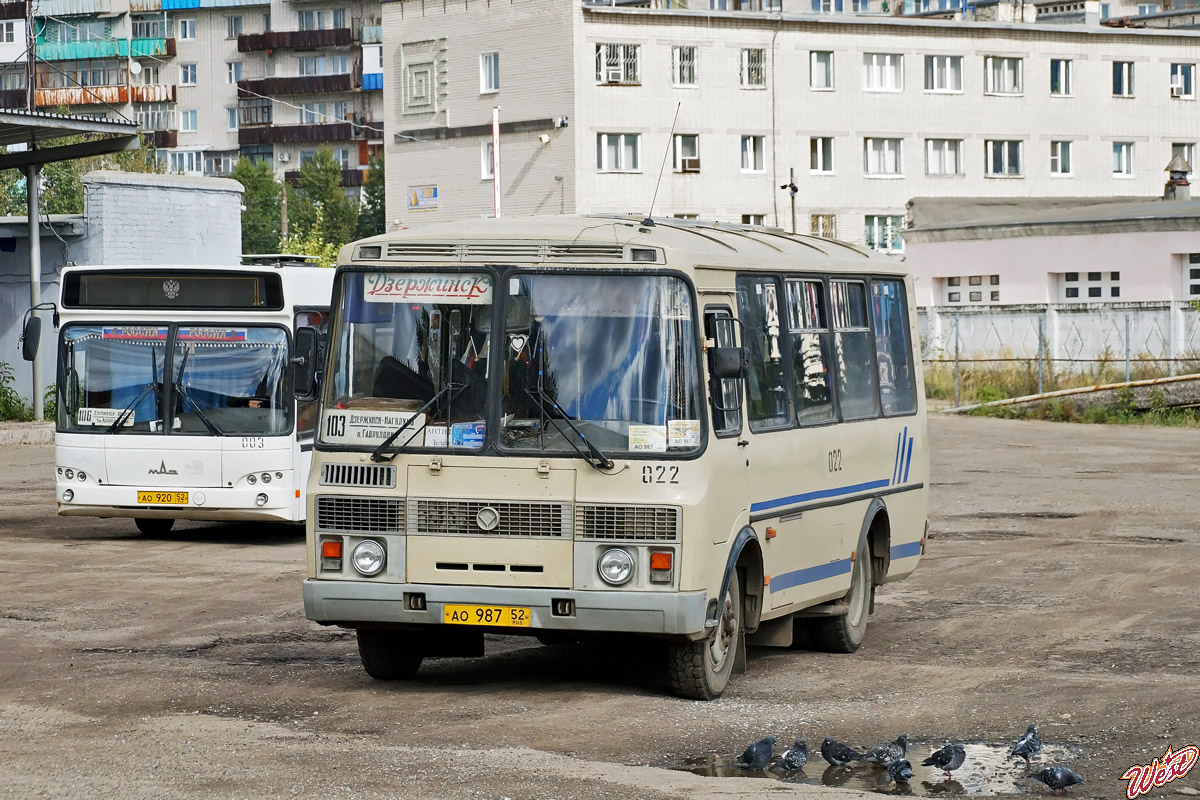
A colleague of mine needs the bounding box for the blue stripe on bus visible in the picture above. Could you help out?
[891,541,922,560]
[902,436,915,483]
[892,430,903,485]
[750,479,892,514]
[770,558,852,593]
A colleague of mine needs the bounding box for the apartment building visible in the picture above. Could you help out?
[381,0,1200,254]
[0,0,383,190]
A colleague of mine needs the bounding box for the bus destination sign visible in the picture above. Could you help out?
[363,273,493,305]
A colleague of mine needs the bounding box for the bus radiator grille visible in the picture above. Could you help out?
[575,505,680,542]
[315,496,404,533]
[319,463,398,489]
[410,499,570,538]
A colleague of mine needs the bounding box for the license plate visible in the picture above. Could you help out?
[443,604,531,628]
[137,491,188,505]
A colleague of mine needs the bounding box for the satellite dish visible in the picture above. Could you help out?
[129,61,142,75]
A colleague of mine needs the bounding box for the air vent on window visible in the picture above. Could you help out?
[464,244,542,261]
[385,243,460,259]
[547,244,625,261]
[316,496,403,533]
[320,463,397,489]
[575,504,680,541]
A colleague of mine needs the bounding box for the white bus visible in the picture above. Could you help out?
[303,217,928,698]
[23,259,334,534]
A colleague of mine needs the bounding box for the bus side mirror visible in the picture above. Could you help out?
[709,346,747,380]
[292,326,320,400]
[21,316,41,362]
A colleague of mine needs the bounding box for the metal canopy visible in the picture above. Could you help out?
[0,109,141,171]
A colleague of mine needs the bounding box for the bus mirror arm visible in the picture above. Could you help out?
[292,326,320,400]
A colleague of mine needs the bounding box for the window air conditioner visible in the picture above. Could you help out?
[1170,84,1184,97]
[605,67,623,83]
[681,157,701,173]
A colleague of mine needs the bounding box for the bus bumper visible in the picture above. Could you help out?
[55,483,300,523]
[303,580,710,637]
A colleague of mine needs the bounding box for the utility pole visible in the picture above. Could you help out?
[25,0,35,111]
[779,169,798,234]
[280,184,288,241]
[25,0,43,421]
[491,106,502,218]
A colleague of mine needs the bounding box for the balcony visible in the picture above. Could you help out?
[35,85,128,106]
[35,0,109,15]
[361,25,382,44]
[0,1,26,22]
[131,84,176,103]
[162,0,269,8]
[35,38,175,61]
[238,122,352,145]
[238,28,353,52]
[0,88,27,108]
[238,74,353,96]
[131,37,176,57]
[285,168,365,187]
[362,72,382,91]
[150,130,178,148]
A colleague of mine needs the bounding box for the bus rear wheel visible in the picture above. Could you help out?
[812,538,872,654]
[356,629,424,680]
[134,518,174,536]
[667,569,741,700]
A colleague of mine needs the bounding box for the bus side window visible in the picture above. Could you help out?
[830,279,880,421]
[704,307,743,437]
[785,278,836,425]
[735,276,792,431]
[871,279,917,416]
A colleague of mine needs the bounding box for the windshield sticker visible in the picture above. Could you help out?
[629,425,668,453]
[668,420,701,448]
[103,326,169,340]
[322,410,425,445]
[178,327,248,342]
[76,407,134,427]
[424,425,449,448]
[364,274,493,305]
[450,422,486,449]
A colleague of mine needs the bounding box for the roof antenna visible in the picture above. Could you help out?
[642,102,681,229]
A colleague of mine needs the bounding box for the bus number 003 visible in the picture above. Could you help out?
[828,449,842,473]
[326,415,347,438]
[642,465,679,485]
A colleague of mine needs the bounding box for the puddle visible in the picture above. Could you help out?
[677,742,1078,796]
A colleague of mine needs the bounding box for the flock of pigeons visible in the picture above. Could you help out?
[734,723,1086,795]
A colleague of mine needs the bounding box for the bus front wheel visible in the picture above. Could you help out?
[134,518,174,536]
[812,538,872,653]
[667,569,741,700]
[356,629,424,680]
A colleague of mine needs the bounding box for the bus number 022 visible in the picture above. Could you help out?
[642,465,679,485]
[828,449,842,473]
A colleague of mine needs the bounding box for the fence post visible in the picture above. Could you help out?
[953,316,961,408]
[1037,316,1044,395]
[1125,313,1131,383]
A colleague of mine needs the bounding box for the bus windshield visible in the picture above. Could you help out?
[323,271,704,456]
[57,324,292,436]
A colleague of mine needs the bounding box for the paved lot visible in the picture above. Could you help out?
[1,415,1197,799]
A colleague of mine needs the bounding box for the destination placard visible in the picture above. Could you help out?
[322,410,426,446]
[363,274,493,305]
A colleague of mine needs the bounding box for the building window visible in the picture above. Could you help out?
[226,107,238,131]
[925,139,963,175]
[226,15,242,39]
[853,0,871,9]
[1050,58,1072,95]
[140,65,160,85]
[810,137,834,173]
[226,61,243,84]
[480,52,499,93]
[924,55,962,92]
[1138,3,1158,12]
[595,43,639,85]
[263,13,271,31]
[596,133,640,172]
[1050,141,1072,175]
[742,214,765,225]
[331,148,350,170]
[297,9,344,30]
[864,138,902,175]
[863,53,902,92]
[740,135,765,172]
[673,213,699,220]
[672,46,697,87]
[1171,63,1195,99]
[1172,142,1195,174]
[984,56,1022,94]
[810,213,837,238]
[299,55,349,76]
[811,0,840,13]
[0,21,15,43]
[1101,2,1111,16]
[179,63,197,86]
[864,215,904,252]
[1059,272,1119,301]
[180,109,197,132]
[810,51,834,89]
[1185,257,1200,296]
[1113,141,1134,176]
[239,97,271,126]
[673,134,700,173]
[167,150,203,175]
[985,139,1022,176]
[740,48,766,88]
[178,18,196,40]
[1113,61,1134,97]
[942,276,999,304]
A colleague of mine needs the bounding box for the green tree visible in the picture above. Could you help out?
[278,204,340,268]
[290,148,358,248]
[231,157,282,255]
[355,156,385,240]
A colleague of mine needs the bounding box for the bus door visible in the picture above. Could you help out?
[702,304,748,545]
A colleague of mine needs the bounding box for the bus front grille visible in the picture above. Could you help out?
[575,504,681,542]
[315,496,403,533]
[320,463,397,489]
[411,499,571,538]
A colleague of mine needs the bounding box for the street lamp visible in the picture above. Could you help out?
[779,168,798,234]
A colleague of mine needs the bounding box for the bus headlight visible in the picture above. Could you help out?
[255,493,268,506]
[64,469,74,480]
[598,548,635,586]
[61,489,74,502]
[351,540,386,577]
[247,474,256,485]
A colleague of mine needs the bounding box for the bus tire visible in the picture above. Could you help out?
[667,569,741,700]
[356,629,424,680]
[812,538,872,654]
[134,518,174,535]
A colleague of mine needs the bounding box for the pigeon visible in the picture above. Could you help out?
[922,743,967,778]
[1029,765,1084,795]
[736,735,777,770]
[821,736,863,767]
[1011,723,1043,765]
[772,739,808,771]
[859,733,909,766]
[886,758,915,785]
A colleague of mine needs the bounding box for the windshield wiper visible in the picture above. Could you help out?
[525,388,614,471]
[106,348,159,434]
[173,347,224,436]
[370,381,463,463]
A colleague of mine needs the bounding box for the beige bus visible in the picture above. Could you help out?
[302,215,929,699]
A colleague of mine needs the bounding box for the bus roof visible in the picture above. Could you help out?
[340,215,907,275]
